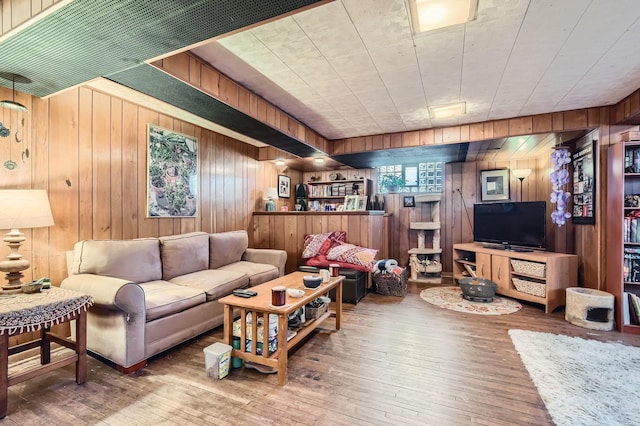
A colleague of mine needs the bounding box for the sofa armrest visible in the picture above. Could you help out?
[242,248,287,276]
[61,274,145,315]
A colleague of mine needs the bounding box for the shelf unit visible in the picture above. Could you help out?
[408,195,442,283]
[453,243,577,313]
[606,132,640,333]
[306,178,372,210]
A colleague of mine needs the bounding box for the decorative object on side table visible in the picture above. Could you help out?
[0,190,55,294]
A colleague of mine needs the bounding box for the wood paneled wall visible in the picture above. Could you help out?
[330,108,604,155]
[0,86,297,291]
[153,52,329,154]
[0,0,64,37]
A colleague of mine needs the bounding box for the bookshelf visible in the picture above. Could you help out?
[307,178,372,210]
[606,132,640,332]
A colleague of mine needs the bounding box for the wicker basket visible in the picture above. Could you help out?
[510,259,546,277]
[512,277,546,297]
[374,268,408,296]
[305,302,327,320]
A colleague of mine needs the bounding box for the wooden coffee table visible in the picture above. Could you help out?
[219,271,343,385]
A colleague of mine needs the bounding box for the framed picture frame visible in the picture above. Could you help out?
[147,125,198,217]
[403,196,415,207]
[278,175,291,198]
[481,169,510,201]
[572,139,596,224]
[355,195,368,211]
[344,195,357,211]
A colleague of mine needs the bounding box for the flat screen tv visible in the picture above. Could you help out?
[473,201,547,250]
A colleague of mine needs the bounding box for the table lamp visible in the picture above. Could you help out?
[0,189,54,293]
[263,188,278,211]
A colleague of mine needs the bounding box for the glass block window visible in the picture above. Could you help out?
[377,162,444,193]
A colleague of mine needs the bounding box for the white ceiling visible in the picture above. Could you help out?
[191,0,640,141]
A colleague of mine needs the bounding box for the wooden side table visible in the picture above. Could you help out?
[0,286,93,418]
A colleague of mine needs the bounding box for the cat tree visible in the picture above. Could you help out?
[408,194,442,283]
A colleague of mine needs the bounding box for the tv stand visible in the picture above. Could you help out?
[453,242,577,313]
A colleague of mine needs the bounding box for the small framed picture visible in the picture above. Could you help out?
[344,195,357,211]
[278,175,291,198]
[403,196,415,207]
[355,195,368,211]
[480,169,510,201]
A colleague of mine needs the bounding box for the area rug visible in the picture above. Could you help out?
[509,329,640,426]
[419,286,521,315]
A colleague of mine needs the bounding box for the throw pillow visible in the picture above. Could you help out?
[302,231,346,258]
[326,242,378,271]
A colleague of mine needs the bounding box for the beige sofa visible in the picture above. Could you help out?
[61,230,286,372]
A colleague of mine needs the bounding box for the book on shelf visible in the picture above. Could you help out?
[624,292,632,325]
[629,293,640,325]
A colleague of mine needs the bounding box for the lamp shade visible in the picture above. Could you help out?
[263,187,278,201]
[512,169,532,180]
[0,190,54,229]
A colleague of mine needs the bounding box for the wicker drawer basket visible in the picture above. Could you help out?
[510,259,546,277]
[512,277,546,298]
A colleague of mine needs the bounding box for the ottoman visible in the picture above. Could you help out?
[565,287,614,331]
[298,265,367,304]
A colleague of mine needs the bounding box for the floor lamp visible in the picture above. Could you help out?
[0,190,54,293]
[513,169,532,201]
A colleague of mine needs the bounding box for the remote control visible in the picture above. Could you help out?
[233,289,257,297]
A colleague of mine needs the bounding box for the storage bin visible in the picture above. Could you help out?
[374,268,408,296]
[510,259,546,277]
[512,277,546,298]
[203,342,232,379]
[305,301,327,320]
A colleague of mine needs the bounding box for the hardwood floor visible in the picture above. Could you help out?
[5,281,640,425]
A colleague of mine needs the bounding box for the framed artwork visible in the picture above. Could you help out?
[403,196,415,207]
[344,195,357,211]
[355,195,368,211]
[147,125,198,217]
[481,169,510,201]
[278,175,291,198]
[572,139,596,224]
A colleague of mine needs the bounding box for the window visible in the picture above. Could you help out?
[377,162,444,193]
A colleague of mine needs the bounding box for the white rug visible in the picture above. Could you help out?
[509,329,640,426]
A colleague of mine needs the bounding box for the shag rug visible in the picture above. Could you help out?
[419,286,521,315]
[509,329,640,426]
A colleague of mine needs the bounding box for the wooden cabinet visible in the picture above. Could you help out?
[606,132,640,333]
[453,243,577,313]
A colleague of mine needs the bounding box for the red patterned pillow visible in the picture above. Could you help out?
[326,242,378,271]
[302,231,346,258]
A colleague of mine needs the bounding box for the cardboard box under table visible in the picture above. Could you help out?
[298,265,367,304]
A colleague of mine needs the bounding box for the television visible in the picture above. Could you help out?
[473,201,547,251]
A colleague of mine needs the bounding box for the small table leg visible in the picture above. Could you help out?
[75,310,87,385]
[0,334,8,418]
[276,314,288,385]
[41,328,51,365]
[335,279,342,330]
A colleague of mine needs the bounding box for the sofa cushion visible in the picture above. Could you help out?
[159,232,209,280]
[71,238,162,283]
[170,269,248,301]
[209,230,248,269]
[218,261,280,286]
[139,280,206,322]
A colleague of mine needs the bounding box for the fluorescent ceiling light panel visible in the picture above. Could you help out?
[429,102,466,119]
[410,0,478,33]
